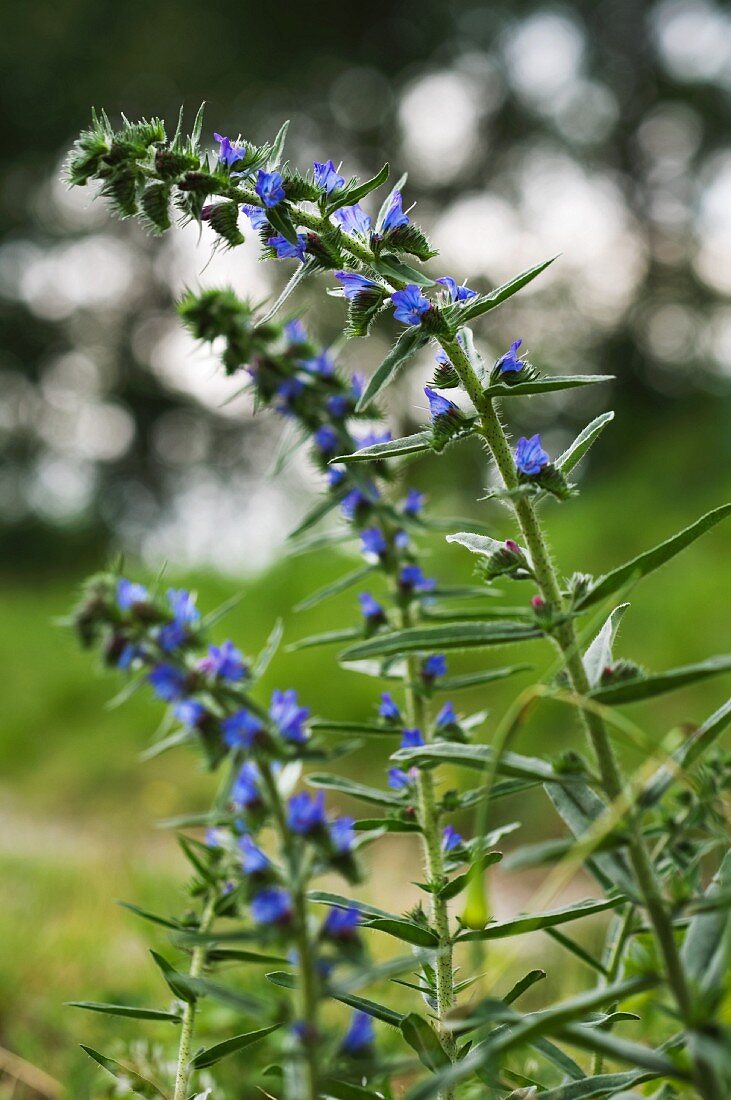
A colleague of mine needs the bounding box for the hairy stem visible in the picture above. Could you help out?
[439,335,723,1100]
[172,892,217,1100]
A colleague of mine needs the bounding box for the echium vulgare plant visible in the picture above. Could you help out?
[64,107,731,1100]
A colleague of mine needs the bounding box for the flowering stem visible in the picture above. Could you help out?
[438,335,724,1100]
[172,892,217,1100]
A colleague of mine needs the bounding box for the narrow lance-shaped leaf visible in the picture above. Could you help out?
[340,620,543,662]
[334,430,434,464]
[393,740,588,786]
[641,695,731,807]
[327,161,390,212]
[483,374,614,399]
[680,848,731,991]
[293,564,375,612]
[67,1002,181,1022]
[590,654,731,705]
[454,256,557,324]
[306,772,404,807]
[190,1023,281,1069]
[355,326,430,411]
[556,411,614,474]
[577,503,731,610]
[400,1013,451,1071]
[544,781,635,894]
[583,603,629,688]
[150,950,197,1003]
[80,1047,165,1098]
[455,896,625,942]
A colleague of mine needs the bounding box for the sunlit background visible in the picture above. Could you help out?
[2,0,731,1093]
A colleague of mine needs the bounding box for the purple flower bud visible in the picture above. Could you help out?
[360,527,387,559]
[314,425,339,455]
[515,435,549,476]
[328,465,347,488]
[269,232,307,261]
[167,589,200,626]
[333,204,371,237]
[148,664,187,702]
[379,693,401,722]
[241,203,268,230]
[403,489,426,517]
[199,640,248,682]
[222,709,264,749]
[496,338,524,374]
[399,564,436,595]
[334,271,378,299]
[400,727,424,749]
[436,701,458,729]
[117,578,149,611]
[287,791,326,835]
[270,689,309,744]
[174,698,206,728]
[442,824,463,853]
[422,653,447,682]
[341,1011,374,1055]
[424,386,458,422]
[251,887,292,926]
[255,169,286,208]
[381,191,410,232]
[358,592,385,623]
[391,285,430,326]
[313,159,346,194]
[387,767,412,791]
[231,762,261,809]
[329,815,355,854]
[214,133,246,168]
[239,835,270,875]
[284,318,308,344]
[436,276,477,303]
[323,905,360,939]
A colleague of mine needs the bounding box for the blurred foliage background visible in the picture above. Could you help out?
[2,0,731,1092]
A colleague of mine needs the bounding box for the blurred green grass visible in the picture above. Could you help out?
[3,410,731,1091]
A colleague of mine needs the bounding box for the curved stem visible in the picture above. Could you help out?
[438,335,723,1100]
[172,892,217,1100]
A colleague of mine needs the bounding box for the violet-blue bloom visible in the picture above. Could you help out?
[269,232,307,262]
[442,824,463,853]
[436,701,458,728]
[358,592,384,621]
[313,159,345,194]
[379,692,401,722]
[118,642,143,670]
[329,815,355,853]
[497,338,524,374]
[231,762,261,809]
[387,767,411,791]
[394,529,410,550]
[334,271,378,299]
[381,190,410,232]
[401,727,424,749]
[148,664,187,702]
[167,589,200,626]
[333,204,371,236]
[270,688,309,744]
[255,169,286,208]
[117,578,149,611]
[360,527,387,558]
[156,622,188,652]
[399,564,437,594]
[422,653,447,680]
[403,488,426,516]
[301,351,334,376]
[341,485,379,520]
[436,276,477,302]
[287,790,326,834]
[314,425,339,455]
[515,434,549,476]
[341,1011,374,1054]
[424,386,458,422]
[241,203,268,230]
[251,887,292,926]
[214,133,246,168]
[222,709,263,749]
[239,835,270,874]
[174,698,206,728]
[328,465,347,488]
[323,905,360,938]
[284,318,308,344]
[326,394,350,418]
[198,640,247,682]
[391,285,430,326]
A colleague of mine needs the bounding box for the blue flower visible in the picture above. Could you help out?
[496,338,524,374]
[422,653,447,681]
[118,643,143,670]
[515,434,549,476]
[436,276,477,303]
[358,592,385,622]
[117,578,149,611]
[241,203,269,230]
[391,285,430,326]
[323,905,360,938]
[333,204,371,237]
[231,762,261,809]
[387,767,411,791]
[399,564,436,594]
[269,233,307,261]
[255,169,286,208]
[341,486,377,520]
[436,701,458,729]
[167,589,200,626]
[288,791,327,835]
[156,622,188,652]
[313,159,345,194]
[442,824,463,853]
[360,527,387,559]
[334,271,378,299]
[328,465,347,488]
[341,1011,374,1055]
[239,835,270,874]
[394,529,410,550]
[329,815,355,854]
[403,489,426,517]
[401,727,424,749]
[148,664,187,702]
[314,425,339,455]
[205,827,221,848]
[424,386,458,422]
[199,640,247,682]
[381,190,410,232]
[284,318,308,344]
[251,887,292,926]
[302,351,334,376]
[222,709,264,749]
[326,394,350,418]
[270,689,309,744]
[174,699,206,728]
[275,377,305,416]
[214,133,246,168]
[379,693,401,722]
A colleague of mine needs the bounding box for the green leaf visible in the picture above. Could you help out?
[457,257,557,323]
[287,492,342,540]
[504,835,626,873]
[680,848,731,991]
[139,727,193,762]
[293,564,375,612]
[322,1080,385,1100]
[310,718,400,737]
[558,1024,690,1079]
[393,741,587,787]
[371,255,436,287]
[252,618,284,680]
[340,621,542,662]
[355,327,430,411]
[435,665,532,692]
[185,976,267,1014]
[287,627,361,652]
[354,817,421,833]
[266,120,290,169]
[503,970,547,1005]
[67,1002,181,1023]
[327,162,390,212]
[363,917,439,947]
[206,947,289,965]
[307,890,400,921]
[590,655,731,705]
[117,901,183,930]
[150,950,197,1003]
[456,896,625,942]
[190,1024,281,1069]
[439,851,503,901]
[556,411,615,474]
[538,1070,661,1099]
[446,530,526,559]
[80,1047,165,1097]
[334,430,434,463]
[400,1013,451,1071]
[259,257,318,324]
[266,202,299,245]
[306,773,403,807]
[331,989,405,1027]
[265,970,296,989]
[583,604,630,688]
[642,696,731,806]
[578,503,731,610]
[545,928,610,975]
[483,375,613,398]
[544,781,635,894]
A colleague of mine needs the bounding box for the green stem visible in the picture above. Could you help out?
[172,892,217,1100]
[438,335,723,1100]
